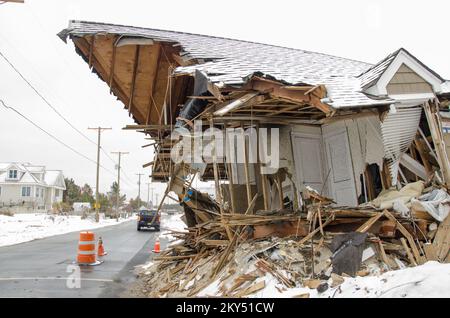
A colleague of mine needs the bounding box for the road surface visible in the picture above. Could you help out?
[0,219,163,297]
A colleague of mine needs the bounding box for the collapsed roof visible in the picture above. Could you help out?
[60,20,450,127]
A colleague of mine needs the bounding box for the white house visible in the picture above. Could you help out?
[0,163,66,211]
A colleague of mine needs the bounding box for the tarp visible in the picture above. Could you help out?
[411,189,450,222]
[331,232,368,277]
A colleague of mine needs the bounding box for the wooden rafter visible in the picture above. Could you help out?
[243,77,334,116]
[108,38,117,92]
[88,35,95,68]
[129,45,141,114]
[73,37,146,123]
[146,44,162,125]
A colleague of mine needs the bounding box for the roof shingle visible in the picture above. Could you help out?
[59,20,399,108]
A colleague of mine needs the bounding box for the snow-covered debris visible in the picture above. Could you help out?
[251,261,450,298]
[160,212,187,241]
[0,213,135,247]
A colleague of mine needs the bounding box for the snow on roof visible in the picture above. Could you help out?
[58,20,403,108]
[358,48,445,90]
[0,162,64,188]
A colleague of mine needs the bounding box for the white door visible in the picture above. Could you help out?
[291,132,326,194]
[323,125,358,206]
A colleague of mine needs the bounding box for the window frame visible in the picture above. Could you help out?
[21,186,31,197]
[8,169,18,179]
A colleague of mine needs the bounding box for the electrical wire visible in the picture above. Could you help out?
[0,50,98,147]
[0,99,102,167]
[0,22,142,191]
[0,45,138,187]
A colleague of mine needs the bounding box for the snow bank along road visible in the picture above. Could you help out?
[0,213,134,247]
[0,219,167,297]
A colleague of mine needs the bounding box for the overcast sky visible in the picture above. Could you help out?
[0,0,449,202]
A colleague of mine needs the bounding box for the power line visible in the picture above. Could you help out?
[0,99,100,166]
[0,50,98,147]
[0,46,139,187]
[0,99,129,184]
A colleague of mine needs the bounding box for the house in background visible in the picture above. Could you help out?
[0,163,66,212]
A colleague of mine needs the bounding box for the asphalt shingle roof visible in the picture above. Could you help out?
[59,20,398,108]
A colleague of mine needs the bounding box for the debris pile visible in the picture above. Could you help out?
[136,180,450,298]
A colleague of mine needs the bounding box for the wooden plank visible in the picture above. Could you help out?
[356,212,384,233]
[400,237,417,266]
[383,210,423,265]
[146,44,162,125]
[423,101,450,186]
[400,153,427,180]
[423,243,438,261]
[297,214,335,246]
[433,214,450,261]
[377,240,392,269]
[213,92,260,116]
[108,38,117,90]
[128,45,141,114]
[241,123,253,207]
[73,36,146,123]
[414,137,433,176]
[245,77,333,116]
[88,35,95,68]
[202,240,229,247]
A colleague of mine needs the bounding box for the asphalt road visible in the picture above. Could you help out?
[0,219,163,298]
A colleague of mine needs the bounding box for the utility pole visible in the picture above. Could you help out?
[146,182,154,208]
[136,173,144,202]
[111,151,129,220]
[88,127,111,222]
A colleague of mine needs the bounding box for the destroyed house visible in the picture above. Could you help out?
[58,21,450,294]
[58,21,450,228]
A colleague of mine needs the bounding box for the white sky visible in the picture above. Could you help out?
[0,0,449,202]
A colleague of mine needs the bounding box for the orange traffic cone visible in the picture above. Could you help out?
[152,237,160,253]
[97,236,107,257]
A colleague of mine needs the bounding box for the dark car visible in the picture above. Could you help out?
[137,209,160,231]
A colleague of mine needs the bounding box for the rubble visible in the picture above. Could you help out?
[134,179,449,297]
[57,21,450,297]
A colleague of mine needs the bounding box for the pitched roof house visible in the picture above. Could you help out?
[0,163,66,211]
[58,21,450,221]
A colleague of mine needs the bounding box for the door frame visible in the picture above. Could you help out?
[322,123,358,206]
[290,131,328,196]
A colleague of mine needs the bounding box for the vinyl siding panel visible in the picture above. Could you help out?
[387,64,433,95]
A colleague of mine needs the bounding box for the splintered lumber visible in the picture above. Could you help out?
[214,92,260,116]
[423,243,438,261]
[202,240,229,247]
[376,240,393,269]
[433,214,450,262]
[401,238,417,266]
[255,258,295,288]
[356,211,385,233]
[297,213,335,246]
[234,280,265,297]
[423,100,450,186]
[383,210,424,265]
[123,124,172,130]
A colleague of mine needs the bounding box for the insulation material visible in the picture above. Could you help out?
[369,180,424,210]
[380,106,422,185]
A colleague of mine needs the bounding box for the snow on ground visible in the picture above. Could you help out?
[250,261,450,298]
[0,213,135,247]
[197,261,450,298]
[160,212,187,241]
